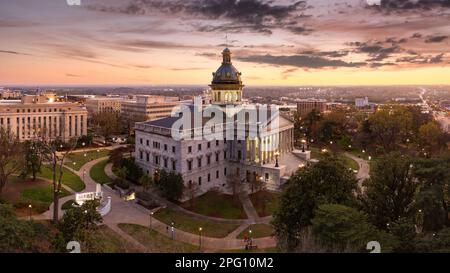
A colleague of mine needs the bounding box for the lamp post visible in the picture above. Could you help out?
[28,204,32,221]
[275,152,280,168]
[83,170,86,184]
[199,227,203,250]
[171,222,175,240]
[301,139,306,153]
[149,212,154,229]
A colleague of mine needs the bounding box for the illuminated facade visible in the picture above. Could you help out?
[0,93,88,142]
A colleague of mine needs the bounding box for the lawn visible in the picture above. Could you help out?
[249,190,280,217]
[118,223,198,253]
[309,147,361,172]
[21,185,70,204]
[39,165,85,192]
[237,224,274,239]
[181,191,247,219]
[90,159,112,185]
[341,155,360,171]
[89,225,140,253]
[65,149,110,171]
[61,199,75,210]
[153,208,240,238]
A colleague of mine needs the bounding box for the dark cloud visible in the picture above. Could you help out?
[396,53,445,64]
[0,50,21,55]
[349,41,402,61]
[87,0,311,35]
[237,54,366,68]
[299,50,350,58]
[425,34,448,43]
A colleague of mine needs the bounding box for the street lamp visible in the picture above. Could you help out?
[28,204,32,221]
[198,227,203,250]
[149,212,154,229]
[274,152,280,168]
[301,139,306,152]
[83,170,86,183]
[171,222,175,240]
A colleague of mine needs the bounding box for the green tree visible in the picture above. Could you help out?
[389,217,417,253]
[139,175,153,191]
[368,106,413,152]
[361,153,418,228]
[311,204,382,252]
[0,204,51,253]
[56,200,102,252]
[21,140,45,181]
[413,155,450,231]
[0,128,24,195]
[272,156,358,250]
[157,170,184,201]
[91,112,121,142]
[419,121,444,153]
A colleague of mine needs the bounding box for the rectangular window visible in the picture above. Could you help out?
[188,146,192,153]
[164,144,168,151]
[139,151,143,160]
[207,173,211,182]
[198,144,202,151]
[198,177,202,186]
[188,161,192,171]
[216,140,219,146]
[172,146,176,153]
[172,161,176,171]
[224,168,227,176]
[207,142,211,149]
[207,155,211,165]
[198,158,202,168]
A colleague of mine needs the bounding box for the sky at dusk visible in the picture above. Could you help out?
[0,0,449,86]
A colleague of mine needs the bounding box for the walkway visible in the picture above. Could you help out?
[344,152,370,188]
[37,152,276,251]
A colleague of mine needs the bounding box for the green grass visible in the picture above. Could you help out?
[309,146,361,172]
[118,223,198,253]
[65,149,110,171]
[61,199,75,210]
[21,185,70,206]
[90,159,112,185]
[341,155,360,171]
[181,191,247,219]
[153,208,240,238]
[237,224,274,239]
[39,165,85,192]
[249,190,280,217]
[89,225,140,253]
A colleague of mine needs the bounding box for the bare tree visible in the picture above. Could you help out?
[0,128,24,195]
[226,173,243,197]
[39,137,79,222]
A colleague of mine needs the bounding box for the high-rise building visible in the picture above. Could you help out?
[0,92,87,142]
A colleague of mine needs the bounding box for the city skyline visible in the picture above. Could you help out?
[0,0,449,86]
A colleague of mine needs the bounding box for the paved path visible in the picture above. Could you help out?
[344,153,370,189]
[238,192,259,222]
[35,152,277,251]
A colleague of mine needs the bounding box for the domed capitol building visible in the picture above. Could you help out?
[135,48,305,199]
